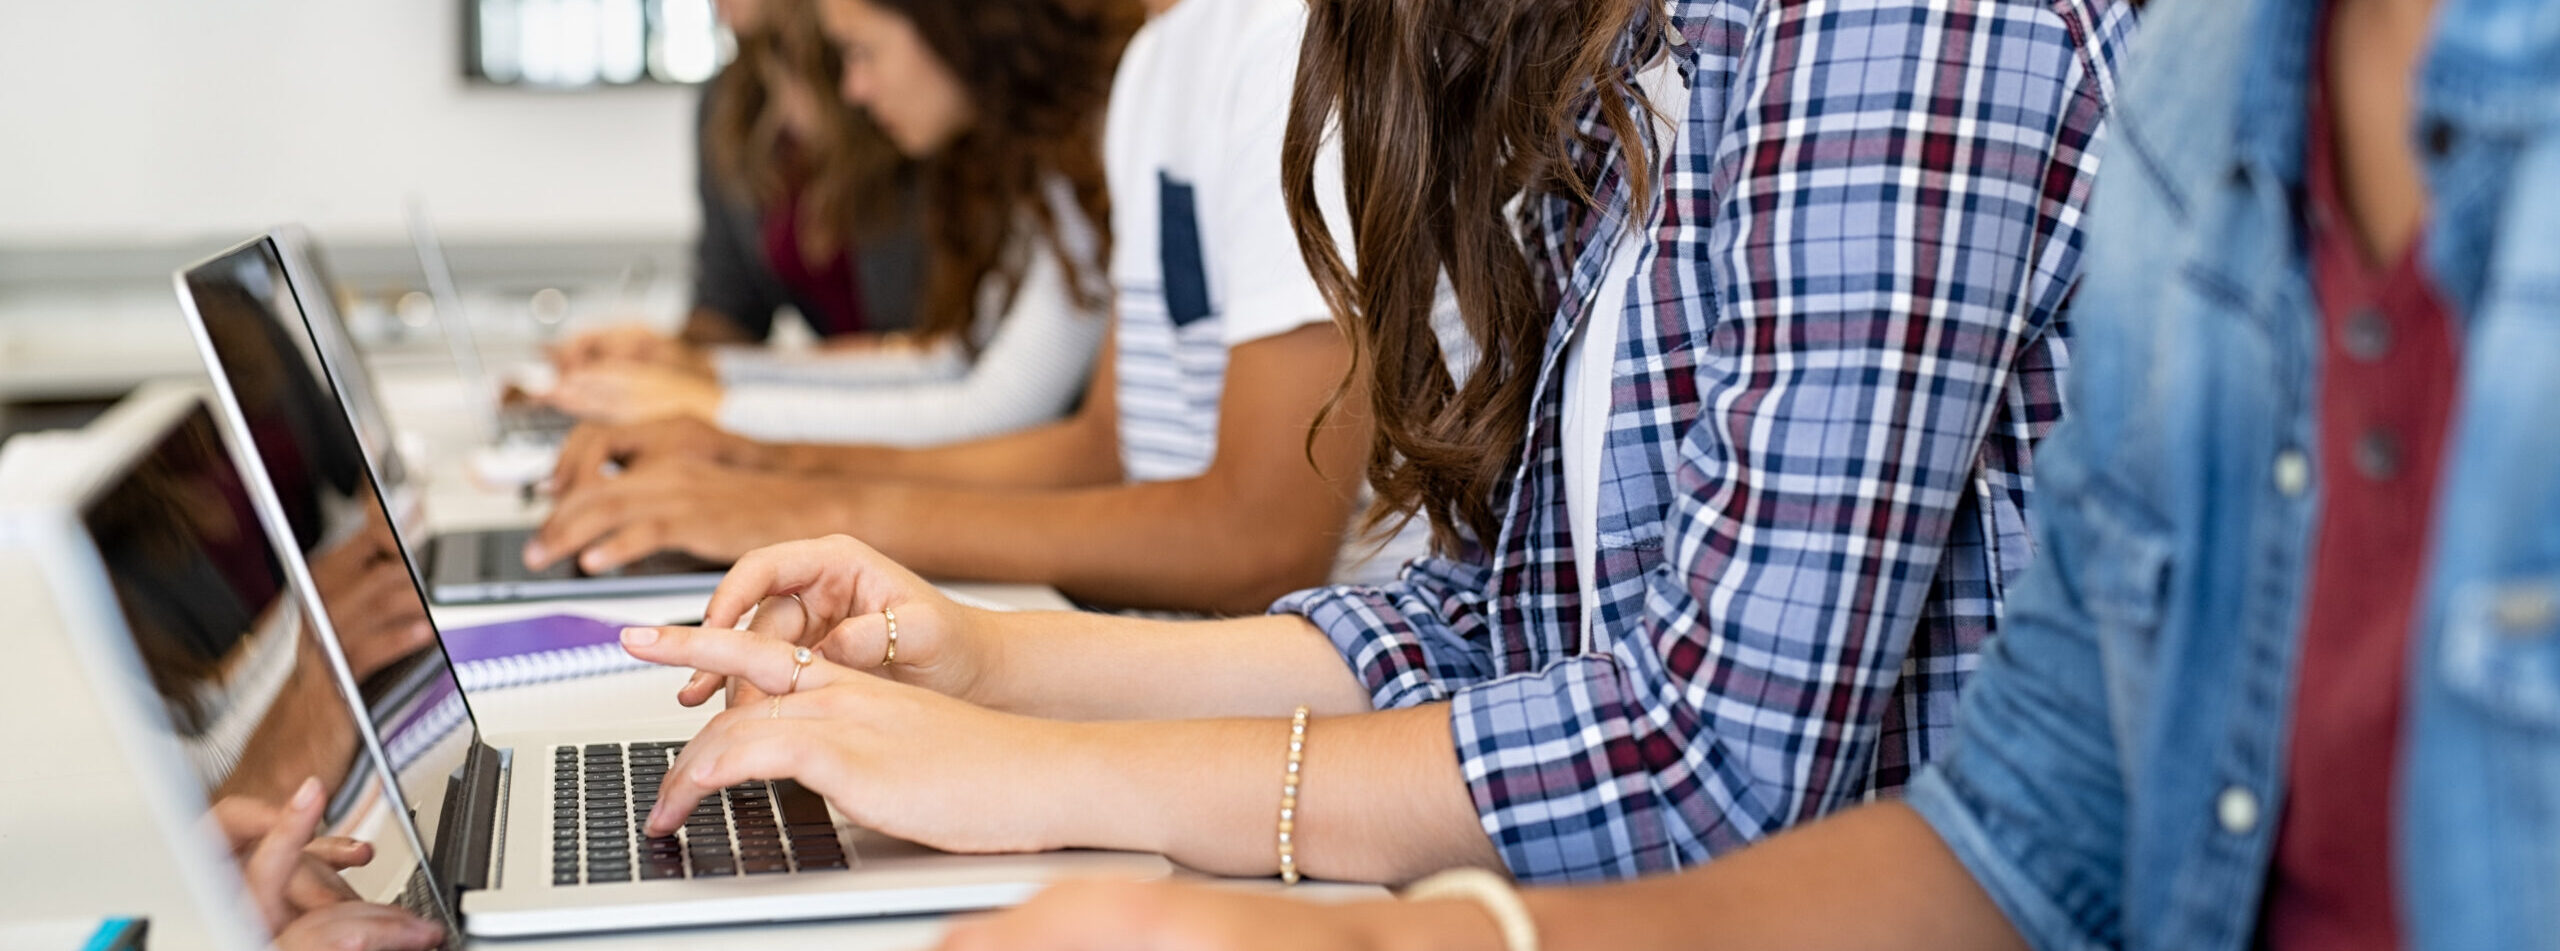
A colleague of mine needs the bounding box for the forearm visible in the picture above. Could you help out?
[215,664,360,806]
[678,307,755,346]
[975,612,1371,721]
[769,406,1121,490]
[1056,704,1496,883]
[843,474,1347,615]
[1509,804,2021,951]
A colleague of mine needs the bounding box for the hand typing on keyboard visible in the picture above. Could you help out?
[619,624,1081,857]
[212,778,445,949]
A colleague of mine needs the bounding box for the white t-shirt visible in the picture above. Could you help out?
[1562,52,1689,636]
[1103,0,1426,585]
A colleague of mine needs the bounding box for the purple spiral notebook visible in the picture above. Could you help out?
[439,614,653,691]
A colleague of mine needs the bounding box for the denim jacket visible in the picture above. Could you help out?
[1902,0,2560,947]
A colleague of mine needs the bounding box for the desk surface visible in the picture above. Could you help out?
[2,358,1382,950]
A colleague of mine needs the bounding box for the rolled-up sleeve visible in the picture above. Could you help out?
[1275,555,1500,710]
[1904,429,2138,951]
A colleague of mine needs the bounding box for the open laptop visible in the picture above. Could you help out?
[44,385,1171,938]
[0,385,424,950]
[404,201,578,444]
[177,232,728,604]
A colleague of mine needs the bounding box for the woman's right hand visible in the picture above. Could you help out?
[545,416,781,501]
[270,902,446,951]
[549,325,709,376]
[668,534,1000,709]
[214,779,444,951]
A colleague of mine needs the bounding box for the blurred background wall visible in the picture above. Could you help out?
[0,1,719,425]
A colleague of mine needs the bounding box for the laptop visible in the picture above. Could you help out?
[404,201,578,444]
[0,385,423,950]
[32,387,1172,939]
[176,232,729,604]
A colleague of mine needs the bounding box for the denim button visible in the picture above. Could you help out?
[2354,430,2402,481]
[2273,450,2311,497]
[2340,308,2390,362]
[2217,786,2260,835]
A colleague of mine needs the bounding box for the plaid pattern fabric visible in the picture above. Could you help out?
[1275,0,2135,882]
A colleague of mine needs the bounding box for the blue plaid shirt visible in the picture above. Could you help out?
[1275,0,2136,882]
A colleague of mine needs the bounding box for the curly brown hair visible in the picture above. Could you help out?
[705,0,909,270]
[836,0,1142,345]
[1283,0,1661,553]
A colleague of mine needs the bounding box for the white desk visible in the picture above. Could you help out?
[0,357,1380,949]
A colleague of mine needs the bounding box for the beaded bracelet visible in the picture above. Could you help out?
[1278,705,1309,884]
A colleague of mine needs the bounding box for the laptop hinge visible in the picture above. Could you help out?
[431,739,505,901]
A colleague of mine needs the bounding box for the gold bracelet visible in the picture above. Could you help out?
[1278,705,1309,884]
[1404,867,1539,951]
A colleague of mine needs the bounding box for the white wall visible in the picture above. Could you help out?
[0,0,700,247]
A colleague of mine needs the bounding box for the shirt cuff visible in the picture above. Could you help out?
[1904,766,2107,951]
[1444,663,1670,883]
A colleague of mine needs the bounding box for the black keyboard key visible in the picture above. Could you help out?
[640,862,685,881]
[690,861,736,878]
[774,781,830,823]
[793,840,844,866]
[554,870,581,886]
[743,858,790,875]
[798,853,848,871]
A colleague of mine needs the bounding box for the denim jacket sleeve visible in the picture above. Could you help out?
[1904,422,2154,949]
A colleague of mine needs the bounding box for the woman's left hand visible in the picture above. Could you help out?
[546,364,723,425]
[620,625,1079,855]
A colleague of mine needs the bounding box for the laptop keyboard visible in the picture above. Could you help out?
[551,741,849,886]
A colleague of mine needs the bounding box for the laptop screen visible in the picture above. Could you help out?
[180,239,483,890]
[77,403,450,923]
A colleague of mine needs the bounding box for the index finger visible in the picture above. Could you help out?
[619,626,851,696]
[702,537,857,630]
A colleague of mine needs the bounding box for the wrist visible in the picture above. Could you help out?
[1027,719,1169,856]
[952,606,1016,710]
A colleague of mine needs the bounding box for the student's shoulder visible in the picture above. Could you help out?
[1138,0,1307,63]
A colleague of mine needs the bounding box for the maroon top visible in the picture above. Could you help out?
[761,174,869,338]
[2258,33,2462,951]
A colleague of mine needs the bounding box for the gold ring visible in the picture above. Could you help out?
[768,695,781,719]
[882,609,898,666]
[786,645,813,695]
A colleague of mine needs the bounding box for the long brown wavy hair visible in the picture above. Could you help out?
[1284,0,1662,553]
[705,0,907,271]
[847,0,1140,343]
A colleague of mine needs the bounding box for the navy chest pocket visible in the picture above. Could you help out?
[1158,173,1213,329]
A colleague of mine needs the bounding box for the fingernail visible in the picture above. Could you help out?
[522,541,549,566]
[293,777,322,809]
[621,627,659,647]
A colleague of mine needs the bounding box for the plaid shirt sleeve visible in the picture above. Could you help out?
[1281,0,2129,882]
